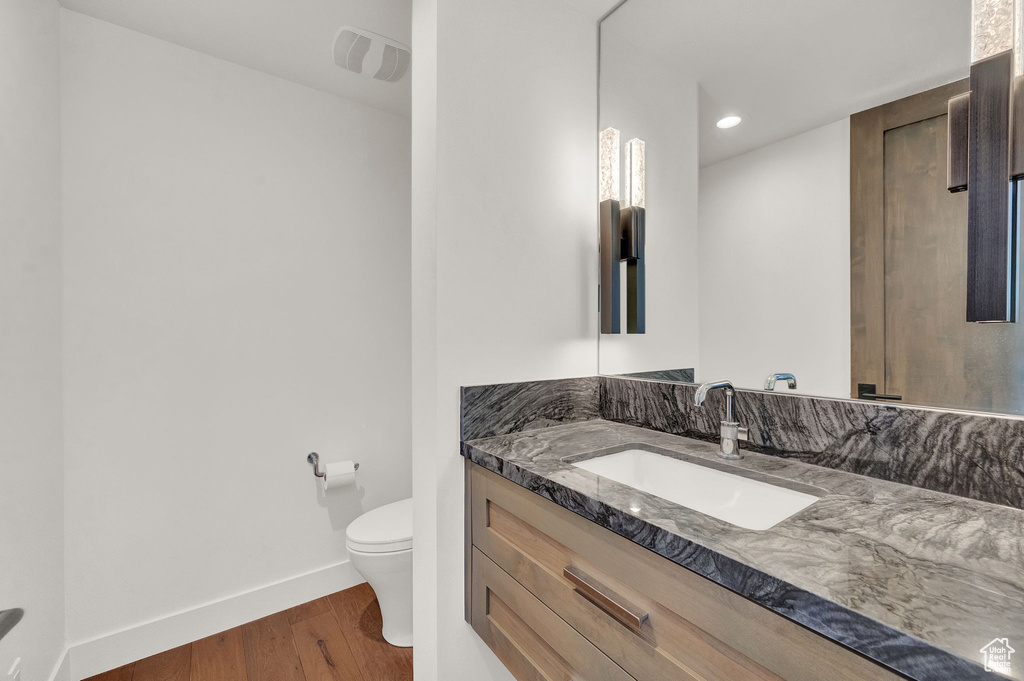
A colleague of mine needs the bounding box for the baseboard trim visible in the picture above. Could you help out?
[68,561,363,681]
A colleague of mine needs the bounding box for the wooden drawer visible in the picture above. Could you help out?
[471,546,636,681]
[469,462,902,681]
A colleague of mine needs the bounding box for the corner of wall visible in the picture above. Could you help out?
[48,650,71,681]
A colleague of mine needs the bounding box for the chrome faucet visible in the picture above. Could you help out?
[764,373,798,391]
[694,380,748,460]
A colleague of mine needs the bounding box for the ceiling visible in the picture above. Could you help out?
[602,0,971,167]
[59,0,413,115]
[57,0,625,116]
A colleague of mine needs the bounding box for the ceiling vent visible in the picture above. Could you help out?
[333,27,411,83]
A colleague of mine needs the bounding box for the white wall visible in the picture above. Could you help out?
[411,0,599,678]
[698,119,851,396]
[0,0,65,678]
[597,20,701,376]
[61,8,410,660]
[410,0,440,676]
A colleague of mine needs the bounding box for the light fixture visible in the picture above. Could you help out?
[600,127,622,334]
[600,127,620,202]
[716,115,742,129]
[625,138,645,209]
[947,0,1024,322]
[600,128,646,334]
[622,138,646,333]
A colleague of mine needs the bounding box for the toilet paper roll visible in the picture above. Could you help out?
[321,460,357,491]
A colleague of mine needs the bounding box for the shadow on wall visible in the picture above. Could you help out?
[314,477,367,532]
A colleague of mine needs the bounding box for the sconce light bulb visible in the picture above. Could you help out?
[625,138,646,209]
[969,0,1024,73]
[600,127,620,202]
[971,0,1017,63]
[716,115,742,129]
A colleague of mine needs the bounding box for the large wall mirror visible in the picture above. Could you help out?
[597,0,1024,417]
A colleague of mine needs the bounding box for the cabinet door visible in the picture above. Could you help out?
[471,547,635,681]
[470,463,902,681]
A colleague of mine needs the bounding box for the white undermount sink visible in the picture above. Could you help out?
[571,448,819,531]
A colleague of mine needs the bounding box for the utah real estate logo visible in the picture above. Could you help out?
[980,638,1015,674]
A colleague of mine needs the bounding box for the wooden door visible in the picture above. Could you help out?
[853,79,1024,414]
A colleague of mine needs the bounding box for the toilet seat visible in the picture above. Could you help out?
[346,498,413,553]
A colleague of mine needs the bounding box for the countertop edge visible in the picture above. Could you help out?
[461,439,991,681]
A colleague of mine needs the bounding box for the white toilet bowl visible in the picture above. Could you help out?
[346,497,413,647]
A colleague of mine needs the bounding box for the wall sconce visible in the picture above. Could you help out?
[948,0,1024,322]
[600,128,646,334]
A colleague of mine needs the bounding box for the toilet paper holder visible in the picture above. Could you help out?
[307,451,359,478]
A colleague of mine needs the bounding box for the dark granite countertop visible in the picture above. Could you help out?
[462,419,1024,681]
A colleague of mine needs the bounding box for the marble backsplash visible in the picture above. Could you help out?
[601,376,1024,510]
[460,375,1024,509]
[460,376,599,441]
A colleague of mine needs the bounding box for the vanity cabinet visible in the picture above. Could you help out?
[471,547,634,681]
[466,461,903,681]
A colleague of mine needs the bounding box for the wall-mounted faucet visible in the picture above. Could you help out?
[694,380,748,460]
[764,373,798,391]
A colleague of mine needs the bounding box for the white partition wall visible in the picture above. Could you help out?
[411,0,604,678]
[0,0,65,679]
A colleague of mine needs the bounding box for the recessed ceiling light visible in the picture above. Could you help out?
[716,115,742,129]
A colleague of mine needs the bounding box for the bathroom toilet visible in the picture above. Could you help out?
[346,497,413,647]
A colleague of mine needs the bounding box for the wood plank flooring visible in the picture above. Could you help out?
[85,583,413,681]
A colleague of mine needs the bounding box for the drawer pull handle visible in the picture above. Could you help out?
[563,564,649,629]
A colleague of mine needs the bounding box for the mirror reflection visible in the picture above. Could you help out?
[596,0,1024,416]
